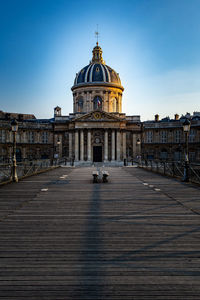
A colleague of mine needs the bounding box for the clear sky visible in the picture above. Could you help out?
[0,0,200,121]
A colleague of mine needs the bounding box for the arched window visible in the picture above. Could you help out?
[93,96,102,110]
[77,98,83,112]
[112,98,119,112]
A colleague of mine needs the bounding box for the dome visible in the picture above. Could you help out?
[72,43,123,91]
[74,63,121,85]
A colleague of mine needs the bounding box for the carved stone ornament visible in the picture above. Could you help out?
[93,112,102,120]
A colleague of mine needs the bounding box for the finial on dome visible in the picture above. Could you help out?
[95,25,99,45]
[92,26,105,64]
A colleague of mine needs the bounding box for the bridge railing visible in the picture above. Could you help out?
[0,159,61,184]
[138,159,200,184]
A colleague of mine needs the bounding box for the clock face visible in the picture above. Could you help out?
[93,112,101,120]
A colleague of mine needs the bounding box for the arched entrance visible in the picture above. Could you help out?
[93,146,102,162]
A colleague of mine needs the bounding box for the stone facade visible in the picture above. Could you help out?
[53,110,141,165]
[1,44,200,164]
[142,113,200,162]
[0,114,53,163]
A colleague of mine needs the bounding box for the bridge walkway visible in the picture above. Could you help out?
[0,166,200,299]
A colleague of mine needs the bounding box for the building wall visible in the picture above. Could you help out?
[142,118,200,162]
[72,86,123,114]
[0,118,53,163]
[2,109,200,164]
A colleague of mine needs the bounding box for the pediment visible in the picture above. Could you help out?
[73,110,122,122]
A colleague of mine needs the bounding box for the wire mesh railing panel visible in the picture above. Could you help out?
[0,159,58,183]
[139,159,200,184]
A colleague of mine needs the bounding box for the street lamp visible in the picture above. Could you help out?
[136,138,141,146]
[136,138,141,164]
[182,118,190,182]
[57,140,61,156]
[11,119,18,182]
[54,139,61,164]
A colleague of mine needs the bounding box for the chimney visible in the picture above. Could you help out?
[174,114,179,120]
[155,114,159,122]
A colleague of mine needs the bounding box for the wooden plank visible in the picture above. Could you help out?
[0,166,200,299]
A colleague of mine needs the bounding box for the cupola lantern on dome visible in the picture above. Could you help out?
[91,43,105,64]
[72,44,123,88]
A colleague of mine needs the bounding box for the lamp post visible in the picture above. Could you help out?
[182,118,190,182]
[57,140,61,157]
[54,139,61,165]
[11,119,18,182]
[136,138,141,165]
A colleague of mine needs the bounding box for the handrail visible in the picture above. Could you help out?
[138,159,200,184]
[0,159,61,184]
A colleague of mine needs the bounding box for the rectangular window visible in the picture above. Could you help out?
[146,131,153,143]
[29,132,35,143]
[189,152,196,161]
[42,132,48,143]
[174,130,181,143]
[0,130,6,143]
[16,132,20,143]
[197,149,200,161]
[188,129,195,142]
[160,131,167,143]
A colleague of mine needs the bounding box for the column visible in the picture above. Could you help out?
[90,93,93,111]
[104,130,108,161]
[132,133,137,159]
[122,131,126,159]
[117,131,121,161]
[104,92,109,112]
[86,92,90,113]
[73,97,76,113]
[75,130,79,161]
[137,134,141,157]
[69,132,72,159]
[87,130,91,161]
[108,92,111,112]
[111,130,115,161]
[80,130,84,161]
[119,95,122,113]
[59,135,62,158]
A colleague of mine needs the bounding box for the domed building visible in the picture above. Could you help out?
[72,43,124,114]
[1,44,200,166]
[53,43,142,165]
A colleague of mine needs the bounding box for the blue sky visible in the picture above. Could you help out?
[0,0,200,120]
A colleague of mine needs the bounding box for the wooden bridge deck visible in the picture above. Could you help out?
[0,166,200,299]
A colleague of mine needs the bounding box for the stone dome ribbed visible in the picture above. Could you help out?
[72,43,123,91]
[74,63,121,85]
